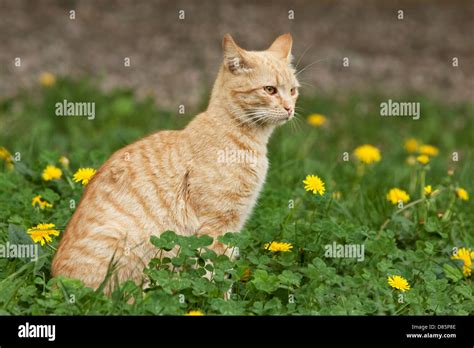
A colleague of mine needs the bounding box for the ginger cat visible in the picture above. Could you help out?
[52,33,300,290]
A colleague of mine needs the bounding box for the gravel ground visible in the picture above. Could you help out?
[0,0,473,107]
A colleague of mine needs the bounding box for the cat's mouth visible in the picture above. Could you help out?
[234,109,292,127]
[274,114,293,124]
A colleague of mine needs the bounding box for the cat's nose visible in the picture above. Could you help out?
[284,107,293,116]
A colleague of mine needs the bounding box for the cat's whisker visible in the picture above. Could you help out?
[245,114,269,127]
[294,109,306,119]
[293,113,303,123]
[234,111,269,127]
[289,118,299,133]
[298,81,316,89]
[247,111,277,127]
[227,108,267,125]
[290,114,303,133]
[294,114,304,121]
[228,106,300,128]
[294,44,313,71]
[288,119,294,132]
[295,57,329,77]
[228,106,266,118]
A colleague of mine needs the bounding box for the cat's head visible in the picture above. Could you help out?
[219,33,300,127]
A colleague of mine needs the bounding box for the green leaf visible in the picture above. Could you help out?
[278,270,302,287]
[200,249,217,261]
[391,215,414,233]
[8,224,32,245]
[362,301,378,314]
[171,254,186,267]
[263,297,282,313]
[251,270,280,293]
[210,298,246,315]
[41,189,60,203]
[443,264,463,282]
[454,285,472,299]
[150,231,178,250]
[424,217,440,233]
[423,241,434,254]
[251,301,264,315]
[6,224,44,264]
[217,232,239,246]
[196,235,213,248]
[376,259,392,273]
[191,278,215,296]
[0,173,17,189]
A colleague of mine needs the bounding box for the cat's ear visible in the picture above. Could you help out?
[222,34,252,73]
[267,33,293,62]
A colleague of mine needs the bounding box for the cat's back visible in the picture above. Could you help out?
[79,129,182,202]
[72,128,188,224]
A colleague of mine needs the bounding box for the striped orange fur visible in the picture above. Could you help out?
[51,33,299,290]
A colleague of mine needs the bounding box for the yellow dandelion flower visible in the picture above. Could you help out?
[406,156,416,166]
[59,156,70,167]
[416,155,429,165]
[39,72,56,87]
[42,165,62,181]
[452,248,472,277]
[332,191,342,200]
[43,201,53,209]
[307,114,326,127]
[73,168,97,185]
[354,144,381,165]
[456,188,469,201]
[404,138,419,153]
[31,196,42,207]
[264,241,293,252]
[418,144,439,157]
[388,275,411,292]
[0,146,13,162]
[31,195,53,209]
[0,147,14,170]
[27,223,60,246]
[386,188,410,205]
[424,185,432,196]
[186,310,204,316]
[303,174,326,195]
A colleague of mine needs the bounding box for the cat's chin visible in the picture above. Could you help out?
[253,117,289,128]
[272,115,292,125]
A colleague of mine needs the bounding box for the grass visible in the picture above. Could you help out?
[0,76,473,315]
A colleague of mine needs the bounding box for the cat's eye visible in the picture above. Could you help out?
[264,86,277,95]
[290,87,297,96]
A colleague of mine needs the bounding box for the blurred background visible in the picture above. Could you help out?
[0,0,472,184]
[0,0,473,107]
